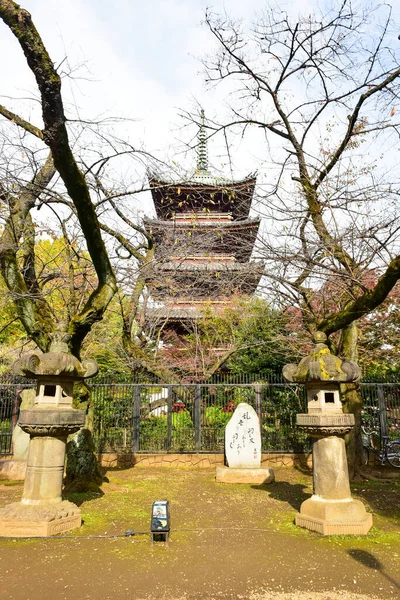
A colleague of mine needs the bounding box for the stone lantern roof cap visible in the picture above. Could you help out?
[282,331,361,384]
[12,329,98,380]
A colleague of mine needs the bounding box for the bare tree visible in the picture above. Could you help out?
[190,0,400,474]
[195,1,400,335]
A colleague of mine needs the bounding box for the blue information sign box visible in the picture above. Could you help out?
[151,500,170,533]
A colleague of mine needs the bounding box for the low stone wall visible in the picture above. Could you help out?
[0,452,312,480]
[97,452,312,469]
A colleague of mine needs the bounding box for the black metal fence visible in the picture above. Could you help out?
[361,382,400,446]
[0,382,30,455]
[92,382,309,454]
[1,375,400,456]
[91,380,400,455]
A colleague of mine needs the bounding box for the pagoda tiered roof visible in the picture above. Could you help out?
[145,305,199,323]
[145,261,264,301]
[148,173,257,221]
[144,216,260,262]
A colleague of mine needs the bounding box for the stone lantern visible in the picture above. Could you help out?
[283,331,372,535]
[0,328,98,537]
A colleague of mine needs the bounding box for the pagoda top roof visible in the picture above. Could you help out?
[148,170,257,189]
[148,111,257,220]
[153,109,256,188]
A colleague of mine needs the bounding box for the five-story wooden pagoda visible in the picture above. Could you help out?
[144,112,263,331]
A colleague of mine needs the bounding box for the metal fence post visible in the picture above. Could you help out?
[377,385,388,438]
[132,385,141,452]
[254,383,262,426]
[12,386,20,429]
[195,385,201,452]
[167,385,173,452]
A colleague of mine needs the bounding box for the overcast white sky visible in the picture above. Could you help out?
[0,0,318,176]
[1,0,399,218]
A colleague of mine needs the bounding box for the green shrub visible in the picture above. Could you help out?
[205,405,232,427]
[140,415,168,450]
[172,410,193,428]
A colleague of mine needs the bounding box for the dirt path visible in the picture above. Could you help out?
[0,467,399,600]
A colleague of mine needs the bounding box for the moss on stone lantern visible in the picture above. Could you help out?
[283,331,361,414]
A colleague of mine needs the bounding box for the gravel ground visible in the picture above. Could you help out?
[1,467,399,600]
[249,593,388,600]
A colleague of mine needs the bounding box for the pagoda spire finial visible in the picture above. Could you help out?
[196,109,209,173]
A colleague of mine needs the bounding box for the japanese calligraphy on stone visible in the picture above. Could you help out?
[225,402,261,468]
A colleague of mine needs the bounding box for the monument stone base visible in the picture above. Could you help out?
[0,500,81,537]
[216,465,275,484]
[0,459,27,481]
[295,496,373,535]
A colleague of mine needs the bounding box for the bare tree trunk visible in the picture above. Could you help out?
[340,322,363,480]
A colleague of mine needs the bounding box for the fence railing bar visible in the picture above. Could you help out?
[195,385,201,453]
[132,385,141,452]
[167,385,173,453]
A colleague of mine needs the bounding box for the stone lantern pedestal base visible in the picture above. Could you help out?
[0,407,85,538]
[295,496,373,535]
[295,414,373,536]
[0,500,81,537]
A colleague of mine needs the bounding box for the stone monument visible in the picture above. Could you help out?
[0,388,35,481]
[283,331,372,535]
[0,327,98,537]
[216,402,274,484]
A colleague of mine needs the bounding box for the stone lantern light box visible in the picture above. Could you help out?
[307,383,341,414]
[307,380,342,415]
[37,377,74,407]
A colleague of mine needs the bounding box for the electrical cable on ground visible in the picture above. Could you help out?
[1,525,380,540]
